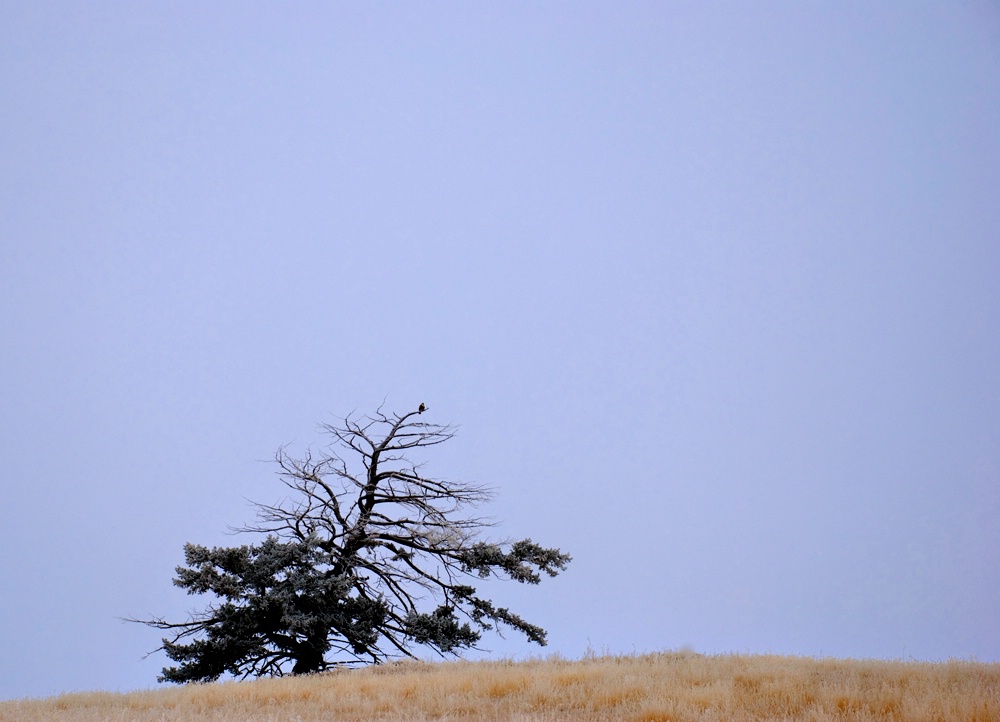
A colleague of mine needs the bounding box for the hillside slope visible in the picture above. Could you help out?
[2,652,998,721]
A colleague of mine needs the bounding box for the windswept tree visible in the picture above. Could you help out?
[131,405,571,683]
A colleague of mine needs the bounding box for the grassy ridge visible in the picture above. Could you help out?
[2,652,998,721]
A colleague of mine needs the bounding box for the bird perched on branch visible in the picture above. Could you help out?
[418,403,426,413]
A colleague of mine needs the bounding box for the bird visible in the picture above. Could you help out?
[418,403,426,413]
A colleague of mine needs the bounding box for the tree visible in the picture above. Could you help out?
[131,404,571,683]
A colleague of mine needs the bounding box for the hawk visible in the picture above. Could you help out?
[418,403,426,413]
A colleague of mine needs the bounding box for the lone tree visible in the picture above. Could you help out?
[131,405,571,683]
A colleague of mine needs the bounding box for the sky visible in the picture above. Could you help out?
[2,0,999,702]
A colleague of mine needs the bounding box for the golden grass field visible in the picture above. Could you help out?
[2,652,998,722]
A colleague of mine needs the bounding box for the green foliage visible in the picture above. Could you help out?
[132,406,570,683]
[156,536,386,682]
[458,540,571,583]
[403,606,480,652]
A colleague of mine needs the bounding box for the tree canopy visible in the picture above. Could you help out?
[131,405,571,683]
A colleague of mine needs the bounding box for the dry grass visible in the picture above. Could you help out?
[2,652,999,721]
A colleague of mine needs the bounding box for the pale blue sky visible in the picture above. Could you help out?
[1,1,998,700]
